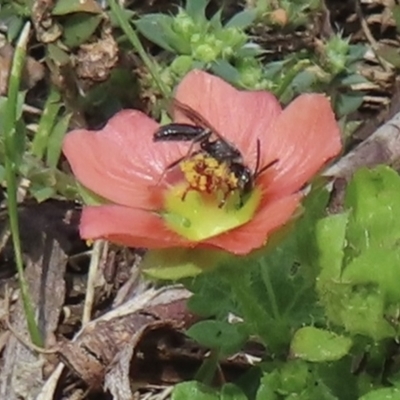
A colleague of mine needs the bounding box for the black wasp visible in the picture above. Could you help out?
[153,99,277,204]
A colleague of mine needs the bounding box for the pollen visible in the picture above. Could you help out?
[179,153,239,202]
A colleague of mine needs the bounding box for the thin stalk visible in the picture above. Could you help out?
[82,240,105,325]
[260,261,280,320]
[4,22,43,346]
[107,0,170,99]
[194,348,221,385]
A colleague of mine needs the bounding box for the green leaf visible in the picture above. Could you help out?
[172,381,219,400]
[52,0,101,15]
[376,44,400,68]
[62,13,102,48]
[347,44,367,63]
[345,166,400,253]
[173,382,247,400]
[135,14,176,52]
[335,93,364,118]
[359,387,400,400]
[342,247,400,303]
[7,15,24,42]
[275,360,311,394]
[0,91,26,133]
[317,358,359,400]
[210,61,241,84]
[185,0,209,21]
[235,43,263,58]
[225,10,256,29]
[319,281,394,340]
[0,165,5,182]
[0,91,26,164]
[315,213,348,282]
[221,384,248,400]
[186,320,247,356]
[258,361,341,400]
[257,361,310,398]
[31,87,61,159]
[186,274,234,318]
[255,382,278,400]
[29,185,56,202]
[393,5,400,33]
[209,9,223,30]
[46,113,72,168]
[278,70,316,104]
[47,43,70,66]
[290,327,352,362]
[339,73,369,86]
[54,169,80,199]
[108,7,135,26]
[137,12,193,55]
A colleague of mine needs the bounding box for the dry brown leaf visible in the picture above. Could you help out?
[74,22,118,82]
[58,287,194,389]
[32,0,62,43]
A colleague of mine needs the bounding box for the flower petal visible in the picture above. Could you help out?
[203,194,301,255]
[80,205,193,249]
[174,70,282,169]
[258,94,342,196]
[63,110,187,208]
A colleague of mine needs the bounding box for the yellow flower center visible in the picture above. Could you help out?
[161,153,261,241]
[179,153,239,198]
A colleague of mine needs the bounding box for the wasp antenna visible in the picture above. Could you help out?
[256,159,279,179]
[255,139,261,175]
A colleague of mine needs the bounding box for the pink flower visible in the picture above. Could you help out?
[62,70,341,255]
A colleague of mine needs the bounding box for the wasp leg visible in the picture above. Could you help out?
[155,130,212,187]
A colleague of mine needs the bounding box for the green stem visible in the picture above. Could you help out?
[31,86,61,159]
[4,22,43,346]
[194,348,220,385]
[260,261,280,320]
[107,0,170,99]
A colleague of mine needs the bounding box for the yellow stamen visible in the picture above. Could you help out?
[179,153,240,202]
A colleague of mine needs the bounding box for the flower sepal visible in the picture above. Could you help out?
[141,247,230,280]
[77,182,111,206]
[141,216,298,281]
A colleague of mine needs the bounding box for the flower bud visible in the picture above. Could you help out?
[324,35,350,75]
[193,43,220,63]
[170,55,194,76]
[172,10,196,37]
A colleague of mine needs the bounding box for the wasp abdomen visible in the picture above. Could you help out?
[154,124,206,141]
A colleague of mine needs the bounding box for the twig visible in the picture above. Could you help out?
[82,240,107,324]
[326,111,400,179]
[355,0,392,73]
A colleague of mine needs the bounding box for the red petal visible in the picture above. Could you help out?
[63,110,187,208]
[80,205,192,249]
[174,70,282,169]
[258,94,342,196]
[203,194,301,255]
